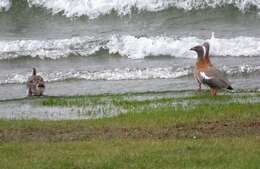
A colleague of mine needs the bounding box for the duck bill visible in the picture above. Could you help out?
[190,47,195,51]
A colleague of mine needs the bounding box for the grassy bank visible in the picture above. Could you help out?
[0,91,260,169]
[1,138,260,169]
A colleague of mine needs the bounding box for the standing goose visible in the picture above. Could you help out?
[190,42,233,96]
[26,68,45,96]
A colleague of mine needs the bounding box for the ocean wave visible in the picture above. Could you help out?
[0,36,105,60]
[208,33,260,57]
[2,64,259,85]
[108,33,260,59]
[224,64,260,75]
[1,67,192,84]
[1,34,260,60]
[1,0,260,18]
[107,35,202,59]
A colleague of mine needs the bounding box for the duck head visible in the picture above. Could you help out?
[32,68,36,76]
[190,42,210,60]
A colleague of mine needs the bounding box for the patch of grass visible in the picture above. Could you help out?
[38,91,198,106]
[1,102,260,128]
[111,102,260,127]
[1,92,260,169]
[40,91,256,108]
[178,92,232,100]
[41,95,112,107]
[0,137,260,169]
[39,92,253,117]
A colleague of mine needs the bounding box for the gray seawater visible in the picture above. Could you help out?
[0,0,260,100]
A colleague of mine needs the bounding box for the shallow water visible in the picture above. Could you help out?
[0,91,259,120]
[0,96,126,120]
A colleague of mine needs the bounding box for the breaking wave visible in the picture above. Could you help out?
[1,33,260,60]
[109,33,260,59]
[1,67,192,84]
[108,35,201,59]
[1,0,260,18]
[0,36,105,60]
[1,64,259,85]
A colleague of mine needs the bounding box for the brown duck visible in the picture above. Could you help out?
[190,42,233,96]
[26,68,45,96]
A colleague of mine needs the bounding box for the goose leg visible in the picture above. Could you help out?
[28,88,32,96]
[210,88,217,96]
[196,79,201,91]
[198,82,201,91]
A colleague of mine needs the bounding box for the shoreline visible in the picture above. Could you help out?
[1,91,260,168]
[0,90,259,120]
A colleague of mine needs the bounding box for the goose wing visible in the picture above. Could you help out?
[35,75,45,88]
[26,76,34,88]
[197,67,231,89]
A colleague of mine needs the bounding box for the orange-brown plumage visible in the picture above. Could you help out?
[196,58,212,70]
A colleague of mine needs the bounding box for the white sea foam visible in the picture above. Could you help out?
[2,64,259,85]
[108,34,260,59]
[0,36,104,59]
[107,35,202,59]
[1,67,192,84]
[208,34,260,57]
[224,64,260,75]
[1,0,259,17]
[27,0,260,18]
[1,34,260,60]
[0,0,11,11]
[1,35,197,60]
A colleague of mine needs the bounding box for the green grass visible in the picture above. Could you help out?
[38,92,260,122]
[1,102,260,128]
[1,91,260,169]
[40,92,233,108]
[115,103,260,127]
[1,138,260,169]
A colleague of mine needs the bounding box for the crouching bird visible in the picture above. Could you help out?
[26,68,45,96]
[190,42,233,96]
